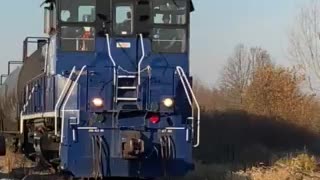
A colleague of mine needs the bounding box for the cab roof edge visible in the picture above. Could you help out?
[190,0,195,12]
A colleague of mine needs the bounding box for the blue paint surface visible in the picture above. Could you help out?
[25,36,193,178]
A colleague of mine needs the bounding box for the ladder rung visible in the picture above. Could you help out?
[118,75,136,78]
[118,86,137,90]
[117,97,138,101]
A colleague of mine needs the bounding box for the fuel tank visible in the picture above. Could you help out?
[0,48,45,132]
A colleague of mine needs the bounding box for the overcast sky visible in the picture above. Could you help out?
[0,0,308,86]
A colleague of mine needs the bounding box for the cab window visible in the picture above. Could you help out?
[153,0,187,25]
[114,4,134,35]
[152,0,188,53]
[152,28,186,53]
[59,0,96,51]
[60,0,96,22]
[60,26,95,51]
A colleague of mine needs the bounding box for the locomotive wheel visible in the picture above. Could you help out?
[0,135,6,156]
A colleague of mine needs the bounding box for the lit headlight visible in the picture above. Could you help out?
[163,98,174,108]
[92,98,103,107]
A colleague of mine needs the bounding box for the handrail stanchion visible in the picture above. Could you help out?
[54,66,76,136]
[176,66,201,147]
[105,34,117,86]
[60,65,86,143]
[137,34,145,85]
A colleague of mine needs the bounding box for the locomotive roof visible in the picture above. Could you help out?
[43,0,195,11]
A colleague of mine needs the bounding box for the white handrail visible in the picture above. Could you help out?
[176,67,194,143]
[54,66,76,136]
[176,70,192,106]
[105,34,117,86]
[20,85,37,134]
[44,39,49,74]
[137,34,145,85]
[60,65,86,143]
[176,66,201,147]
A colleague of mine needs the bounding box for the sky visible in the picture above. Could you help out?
[0,0,308,86]
[190,0,307,86]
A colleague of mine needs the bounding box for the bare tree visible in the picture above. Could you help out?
[220,45,249,88]
[289,0,320,82]
[220,44,272,109]
[249,47,272,71]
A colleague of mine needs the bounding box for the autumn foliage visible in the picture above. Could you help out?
[190,48,320,179]
[244,65,318,129]
[194,43,320,131]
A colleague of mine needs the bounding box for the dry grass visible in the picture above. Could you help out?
[176,161,247,180]
[0,150,32,174]
[178,153,320,180]
[236,153,320,180]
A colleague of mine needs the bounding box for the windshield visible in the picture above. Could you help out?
[153,0,187,25]
[152,28,186,53]
[60,0,96,22]
[113,4,134,35]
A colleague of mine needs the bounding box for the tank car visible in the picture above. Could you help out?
[0,0,200,179]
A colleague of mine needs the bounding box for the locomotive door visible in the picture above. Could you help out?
[110,1,140,72]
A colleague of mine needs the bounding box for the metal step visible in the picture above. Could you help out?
[117,97,138,101]
[50,158,61,164]
[118,75,136,79]
[118,86,137,90]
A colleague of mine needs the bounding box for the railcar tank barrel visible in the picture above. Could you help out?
[0,45,45,132]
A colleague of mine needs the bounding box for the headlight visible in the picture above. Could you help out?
[92,98,103,107]
[163,98,174,108]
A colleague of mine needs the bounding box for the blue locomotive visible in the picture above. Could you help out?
[0,0,200,179]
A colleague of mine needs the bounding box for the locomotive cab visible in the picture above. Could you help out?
[43,0,192,53]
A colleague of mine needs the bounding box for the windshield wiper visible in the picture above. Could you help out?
[171,0,180,8]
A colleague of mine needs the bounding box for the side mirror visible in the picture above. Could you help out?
[40,0,55,7]
[97,13,112,35]
[190,0,195,12]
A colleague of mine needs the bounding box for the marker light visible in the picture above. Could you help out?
[92,98,103,107]
[163,98,174,108]
[149,114,160,124]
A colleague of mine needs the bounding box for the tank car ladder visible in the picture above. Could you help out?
[20,84,38,134]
